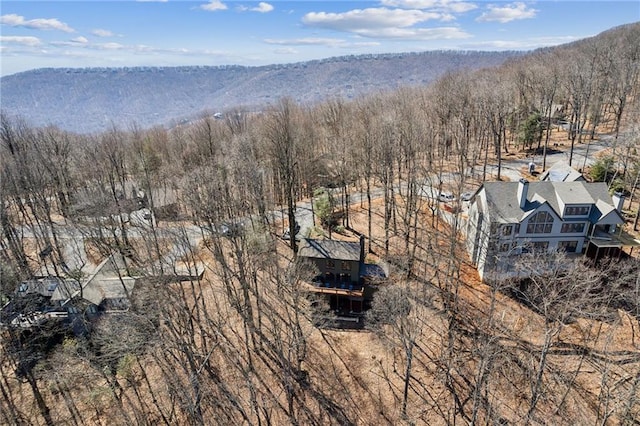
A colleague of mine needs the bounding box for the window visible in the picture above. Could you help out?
[522,241,549,254]
[558,241,579,252]
[502,225,513,236]
[532,241,549,252]
[564,206,590,216]
[326,260,335,269]
[500,243,512,253]
[561,222,585,233]
[526,211,554,234]
[341,261,351,271]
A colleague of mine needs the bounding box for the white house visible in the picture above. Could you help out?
[466,179,627,280]
[538,160,585,182]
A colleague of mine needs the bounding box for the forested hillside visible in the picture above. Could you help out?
[1,23,639,425]
[0,50,518,133]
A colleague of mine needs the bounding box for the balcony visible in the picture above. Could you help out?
[304,274,365,298]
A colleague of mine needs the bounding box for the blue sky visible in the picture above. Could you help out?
[1,1,638,76]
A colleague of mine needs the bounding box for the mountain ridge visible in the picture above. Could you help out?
[1,50,521,133]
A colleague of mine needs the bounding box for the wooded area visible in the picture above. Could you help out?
[1,23,639,425]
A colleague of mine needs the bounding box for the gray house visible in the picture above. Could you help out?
[466,179,633,280]
[298,237,364,284]
[298,237,385,319]
[538,160,585,182]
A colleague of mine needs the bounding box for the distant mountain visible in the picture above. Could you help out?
[0,51,520,134]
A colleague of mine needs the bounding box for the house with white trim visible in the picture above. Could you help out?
[465,179,633,280]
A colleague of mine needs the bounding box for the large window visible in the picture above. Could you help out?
[502,225,513,236]
[564,206,590,216]
[561,222,585,233]
[558,240,579,252]
[532,241,549,252]
[522,241,549,253]
[526,211,554,234]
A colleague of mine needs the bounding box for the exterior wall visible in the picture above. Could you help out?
[516,204,590,253]
[310,258,360,282]
[467,186,623,281]
[465,193,491,280]
[470,200,595,280]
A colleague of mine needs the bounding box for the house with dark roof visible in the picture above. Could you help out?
[466,179,638,280]
[0,254,136,330]
[1,249,207,332]
[298,236,386,322]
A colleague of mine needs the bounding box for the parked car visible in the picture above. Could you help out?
[438,192,456,202]
[217,221,244,237]
[460,192,473,202]
[282,222,301,240]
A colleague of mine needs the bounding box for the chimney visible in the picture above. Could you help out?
[612,191,625,212]
[359,235,366,264]
[517,179,529,209]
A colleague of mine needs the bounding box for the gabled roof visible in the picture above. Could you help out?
[539,160,585,182]
[480,181,623,225]
[298,238,362,262]
[63,253,138,307]
[50,279,81,302]
[81,277,135,306]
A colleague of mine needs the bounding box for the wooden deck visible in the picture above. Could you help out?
[302,281,364,298]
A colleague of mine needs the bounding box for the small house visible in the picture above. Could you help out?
[297,236,385,322]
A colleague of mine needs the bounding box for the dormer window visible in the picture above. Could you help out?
[564,206,590,216]
[526,211,554,233]
[561,222,586,233]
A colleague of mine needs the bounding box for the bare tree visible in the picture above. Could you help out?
[263,98,303,254]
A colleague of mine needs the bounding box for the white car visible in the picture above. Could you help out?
[460,192,473,201]
[438,192,456,202]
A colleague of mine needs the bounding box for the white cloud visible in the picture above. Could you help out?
[476,2,537,23]
[381,0,478,13]
[200,0,228,11]
[237,2,273,13]
[264,37,385,51]
[0,14,74,32]
[264,37,346,46]
[92,29,115,37]
[302,7,470,40]
[95,42,125,50]
[303,8,451,32]
[0,35,42,46]
[273,47,298,55]
[252,2,274,13]
[50,36,90,47]
[357,26,470,39]
[464,35,580,50]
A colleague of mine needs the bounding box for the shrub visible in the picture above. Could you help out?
[588,156,615,182]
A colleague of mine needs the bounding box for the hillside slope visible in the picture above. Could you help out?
[0,51,518,133]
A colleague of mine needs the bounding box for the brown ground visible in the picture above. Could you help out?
[3,124,640,424]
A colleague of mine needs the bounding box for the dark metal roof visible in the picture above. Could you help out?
[298,238,362,261]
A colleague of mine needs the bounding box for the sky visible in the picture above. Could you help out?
[1,1,638,76]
